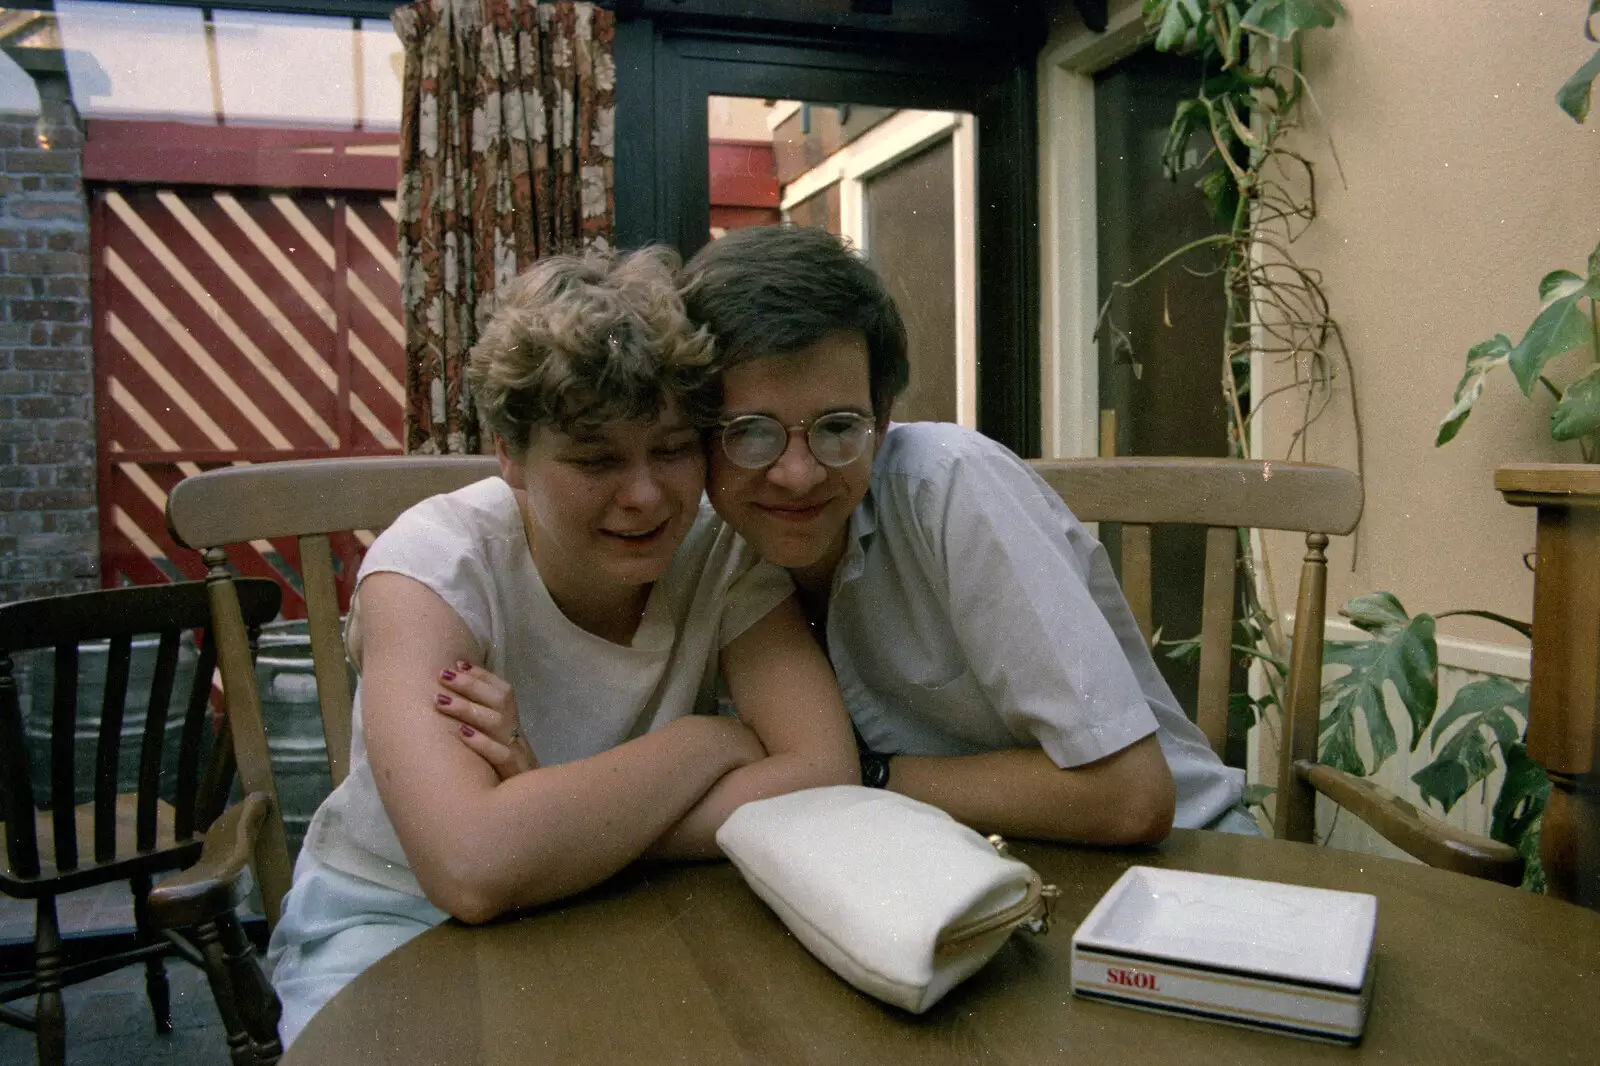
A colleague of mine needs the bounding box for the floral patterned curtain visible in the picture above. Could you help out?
[392,0,616,454]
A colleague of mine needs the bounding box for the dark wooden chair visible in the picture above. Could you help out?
[1029,456,1525,885]
[147,455,498,1065]
[0,578,281,1066]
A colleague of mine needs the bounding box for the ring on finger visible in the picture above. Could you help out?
[507,726,520,744]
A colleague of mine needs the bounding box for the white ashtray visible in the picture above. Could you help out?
[1071,866,1377,1044]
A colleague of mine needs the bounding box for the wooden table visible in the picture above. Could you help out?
[283,829,1600,1065]
[1498,463,1600,909]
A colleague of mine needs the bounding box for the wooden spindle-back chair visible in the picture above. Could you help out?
[0,578,280,1066]
[147,456,499,1064]
[1027,457,1524,885]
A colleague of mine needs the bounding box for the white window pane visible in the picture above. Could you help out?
[358,19,403,132]
[54,0,212,122]
[212,9,354,128]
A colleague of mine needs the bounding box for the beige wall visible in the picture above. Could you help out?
[1042,1,1600,650]
[1257,1,1600,648]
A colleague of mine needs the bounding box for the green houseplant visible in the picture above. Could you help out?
[1435,3,1600,461]
[1118,1,1600,887]
[1169,594,1550,888]
[1435,239,1600,462]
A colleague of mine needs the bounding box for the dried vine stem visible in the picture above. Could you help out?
[1093,0,1362,748]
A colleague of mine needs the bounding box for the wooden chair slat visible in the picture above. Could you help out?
[1120,524,1154,644]
[194,711,236,836]
[300,533,353,787]
[94,633,134,865]
[4,796,190,883]
[1275,535,1330,843]
[176,629,218,842]
[203,551,294,927]
[50,644,78,873]
[1194,526,1237,757]
[135,630,181,854]
[165,455,500,548]
[1029,457,1363,534]
[0,652,39,880]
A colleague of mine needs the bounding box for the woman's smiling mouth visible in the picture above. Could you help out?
[602,520,670,542]
[760,501,830,522]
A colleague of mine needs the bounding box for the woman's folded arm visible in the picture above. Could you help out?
[646,595,859,859]
[359,572,762,923]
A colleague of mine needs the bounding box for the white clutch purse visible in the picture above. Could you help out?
[715,785,1058,1014]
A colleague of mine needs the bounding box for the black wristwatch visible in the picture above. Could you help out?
[859,748,892,789]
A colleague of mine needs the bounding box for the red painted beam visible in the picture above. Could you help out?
[106,449,397,464]
[83,120,400,192]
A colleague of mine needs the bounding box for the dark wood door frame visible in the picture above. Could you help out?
[614,21,1041,456]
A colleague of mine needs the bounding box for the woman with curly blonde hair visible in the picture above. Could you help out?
[267,247,856,1048]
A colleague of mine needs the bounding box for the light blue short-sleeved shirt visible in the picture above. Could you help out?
[827,422,1245,830]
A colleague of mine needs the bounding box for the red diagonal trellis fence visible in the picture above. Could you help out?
[87,122,406,617]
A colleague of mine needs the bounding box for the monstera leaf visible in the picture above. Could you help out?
[1436,335,1513,446]
[1320,595,1437,776]
[1411,677,1527,812]
[1491,742,1551,848]
[1341,590,1412,633]
[1557,46,1600,122]
[1242,782,1275,810]
[1230,688,1274,740]
[1161,98,1211,178]
[1147,0,1206,51]
[1507,289,1595,396]
[1239,0,1344,41]
[1551,363,1600,441]
[1199,165,1243,227]
[1440,238,1600,450]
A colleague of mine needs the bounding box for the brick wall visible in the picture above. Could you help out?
[0,71,97,603]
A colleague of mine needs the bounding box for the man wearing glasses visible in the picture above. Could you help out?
[683,225,1251,843]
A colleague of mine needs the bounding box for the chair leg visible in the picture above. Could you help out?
[131,873,174,1034]
[34,897,65,1066]
[190,917,262,1066]
[218,912,283,1065]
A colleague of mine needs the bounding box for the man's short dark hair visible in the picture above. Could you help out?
[681,225,909,419]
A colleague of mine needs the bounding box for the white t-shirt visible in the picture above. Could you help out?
[827,423,1245,830]
[300,477,793,895]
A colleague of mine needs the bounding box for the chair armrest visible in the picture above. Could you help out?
[149,793,271,930]
[1295,761,1525,886]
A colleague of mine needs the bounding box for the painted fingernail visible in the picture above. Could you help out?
[460,725,475,737]
[456,660,472,672]
[439,669,456,681]
[435,693,451,705]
